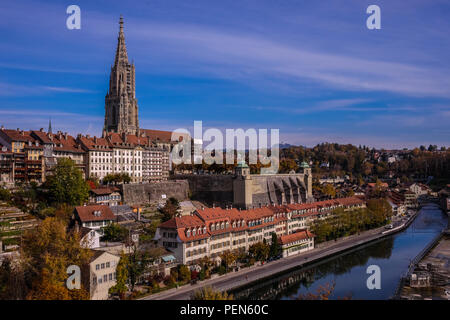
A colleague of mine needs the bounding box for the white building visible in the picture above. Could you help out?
[82,250,120,300]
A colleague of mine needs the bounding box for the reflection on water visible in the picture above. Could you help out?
[231,203,447,300]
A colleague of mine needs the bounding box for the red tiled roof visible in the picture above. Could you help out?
[74,205,115,222]
[279,230,315,245]
[90,187,120,196]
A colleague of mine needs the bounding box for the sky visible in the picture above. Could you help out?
[0,0,449,149]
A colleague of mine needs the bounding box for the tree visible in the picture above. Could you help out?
[249,242,270,262]
[178,265,191,283]
[219,250,236,273]
[109,252,129,299]
[102,223,128,242]
[45,158,89,206]
[21,217,92,300]
[160,197,180,222]
[0,187,11,201]
[269,233,281,258]
[297,281,336,300]
[191,286,233,300]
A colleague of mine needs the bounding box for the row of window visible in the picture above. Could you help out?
[93,272,116,285]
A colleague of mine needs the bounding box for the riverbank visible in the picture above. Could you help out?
[140,210,419,300]
[394,212,449,300]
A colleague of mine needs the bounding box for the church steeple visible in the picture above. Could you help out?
[103,16,139,136]
[114,15,129,67]
[48,117,52,134]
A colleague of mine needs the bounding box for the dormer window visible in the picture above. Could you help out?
[232,222,236,228]
[221,222,224,230]
[225,221,229,229]
[210,224,215,231]
[203,226,206,234]
[186,229,190,237]
[192,229,196,236]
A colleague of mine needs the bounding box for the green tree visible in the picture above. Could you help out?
[160,197,180,222]
[45,158,89,206]
[109,252,129,299]
[102,223,128,242]
[269,232,281,258]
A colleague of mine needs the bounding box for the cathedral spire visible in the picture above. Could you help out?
[114,15,129,67]
[104,16,139,136]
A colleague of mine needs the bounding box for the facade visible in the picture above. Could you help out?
[89,187,122,206]
[79,227,102,249]
[82,251,120,300]
[73,205,116,234]
[279,229,315,258]
[154,196,365,265]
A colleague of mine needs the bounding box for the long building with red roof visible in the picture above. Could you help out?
[155,196,366,264]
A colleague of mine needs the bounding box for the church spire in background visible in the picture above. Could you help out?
[48,117,52,134]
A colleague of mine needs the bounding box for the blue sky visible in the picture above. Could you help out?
[0,0,449,149]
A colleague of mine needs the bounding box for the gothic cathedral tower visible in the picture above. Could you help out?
[103,16,139,136]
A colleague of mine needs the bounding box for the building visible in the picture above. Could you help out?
[82,250,120,300]
[388,191,407,216]
[102,16,188,152]
[279,229,315,258]
[408,183,431,197]
[154,196,365,265]
[0,145,14,186]
[89,187,122,206]
[103,16,139,136]
[79,227,102,249]
[72,205,116,234]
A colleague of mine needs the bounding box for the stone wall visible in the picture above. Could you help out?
[172,174,234,205]
[121,180,189,205]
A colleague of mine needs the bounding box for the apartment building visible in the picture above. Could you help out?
[82,250,120,300]
[155,197,366,265]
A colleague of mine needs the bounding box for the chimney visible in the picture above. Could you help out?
[212,203,215,208]
[86,134,90,139]
[39,128,43,132]
[201,206,204,210]
[94,136,98,144]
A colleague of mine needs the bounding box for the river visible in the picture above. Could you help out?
[230,203,447,300]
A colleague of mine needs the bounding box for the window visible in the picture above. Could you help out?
[101,263,105,269]
[106,262,110,268]
[96,264,100,270]
[103,274,108,282]
[109,273,113,281]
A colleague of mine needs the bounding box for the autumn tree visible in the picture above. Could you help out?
[219,250,236,272]
[21,217,92,300]
[191,286,233,300]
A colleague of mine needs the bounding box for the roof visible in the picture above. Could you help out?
[300,161,310,168]
[159,196,365,243]
[74,205,116,222]
[279,230,315,245]
[90,187,120,196]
